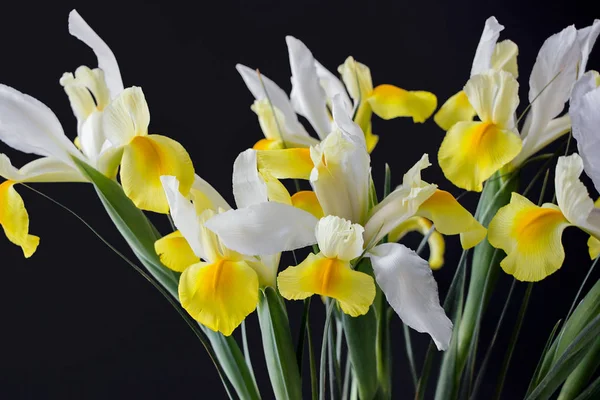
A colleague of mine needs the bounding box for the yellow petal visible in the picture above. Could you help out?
[253,138,285,150]
[291,191,324,219]
[179,259,259,336]
[256,148,313,180]
[438,121,522,191]
[492,40,519,78]
[261,171,292,205]
[365,123,379,154]
[588,236,600,259]
[0,181,39,258]
[488,193,571,282]
[277,253,375,317]
[338,56,373,102]
[388,216,445,270]
[433,91,477,131]
[368,84,437,123]
[120,134,195,213]
[155,231,200,272]
[417,189,487,249]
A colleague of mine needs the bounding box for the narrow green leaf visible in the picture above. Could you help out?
[558,336,600,400]
[258,287,302,400]
[297,297,312,371]
[526,320,563,396]
[320,301,336,400]
[573,375,600,400]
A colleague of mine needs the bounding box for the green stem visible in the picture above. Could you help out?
[297,297,312,370]
[320,301,336,400]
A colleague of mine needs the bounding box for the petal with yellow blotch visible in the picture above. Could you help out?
[277,253,375,317]
[438,121,522,192]
[417,190,487,249]
[387,217,445,270]
[291,191,324,219]
[253,138,285,150]
[256,148,313,180]
[121,134,194,213]
[488,193,571,282]
[0,181,39,258]
[434,91,476,131]
[179,259,259,336]
[368,84,437,123]
[154,231,200,272]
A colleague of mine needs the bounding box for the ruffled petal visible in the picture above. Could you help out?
[368,85,437,123]
[179,259,259,336]
[155,230,200,272]
[434,91,477,131]
[488,193,571,282]
[0,181,39,257]
[315,216,364,261]
[277,253,375,317]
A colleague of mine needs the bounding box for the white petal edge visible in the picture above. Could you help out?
[577,19,600,77]
[192,174,232,211]
[0,154,86,183]
[232,149,268,209]
[471,16,505,76]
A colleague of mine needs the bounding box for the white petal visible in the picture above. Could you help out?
[315,215,364,261]
[514,114,571,166]
[205,201,318,256]
[232,149,268,209]
[0,154,86,183]
[577,19,600,76]
[0,84,81,165]
[369,243,452,351]
[68,10,124,98]
[571,72,600,192]
[102,87,149,146]
[471,16,505,76]
[236,64,309,137]
[192,174,231,211]
[79,110,107,160]
[314,60,353,111]
[522,26,579,142]
[332,95,367,149]
[287,36,332,139]
[160,175,204,259]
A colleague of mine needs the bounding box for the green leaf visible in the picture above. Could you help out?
[258,287,303,400]
[573,375,600,400]
[558,336,600,400]
[73,158,261,400]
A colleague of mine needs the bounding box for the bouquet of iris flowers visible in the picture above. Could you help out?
[2,9,600,399]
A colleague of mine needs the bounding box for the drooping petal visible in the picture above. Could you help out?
[277,253,375,317]
[491,40,519,78]
[368,85,437,123]
[369,243,452,351]
[232,149,268,209]
[438,121,522,192]
[488,193,571,282]
[161,176,204,259]
[291,191,324,219]
[417,190,487,249]
[315,216,364,261]
[102,87,150,146]
[190,174,231,214]
[287,36,331,139]
[576,20,600,77]
[571,72,600,193]
[464,70,519,128]
[256,148,314,180]
[236,64,309,137]
[338,56,373,103]
[68,10,124,98]
[471,16,505,76]
[0,84,81,165]
[433,91,477,131]
[205,201,319,256]
[121,134,194,213]
[155,230,200,272]
[0,154,86,183]
[179,259,259,336]
[0,181,40,257]
[388,217,445,270]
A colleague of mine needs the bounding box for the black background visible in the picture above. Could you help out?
[1,1,599,399]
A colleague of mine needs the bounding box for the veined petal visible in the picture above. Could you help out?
[434,91,477,131]
[464,70,519,128]
[369,243,452,351]
[489,193,571,281]
[102,87,150,146]
[256,148,313,180]
[491,40,519,78]
[576,20,600,78]
[0,84,81,165]
[233,149,268,209]
[179,259,259,336]
[314,60,353,111]
[0,154,86,183]
[315,216,364,261]
[471,16,505,76]
[291,191,324,219]
[337,56,373,103]
[417,190,487,249]
[236,64,309,137]
[68,10,124,98]
[121,134,194,213]
[287,36,331,139]
[277,253,375,317]
[190,174,231,214]
[205,201,318,256]
[438,121,522,192]
[155,230,200,272]
[0,181,39,257]
[368,85,437,123]
[388,217,445,270]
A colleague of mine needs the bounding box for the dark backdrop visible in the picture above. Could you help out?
[0,1,599,399]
